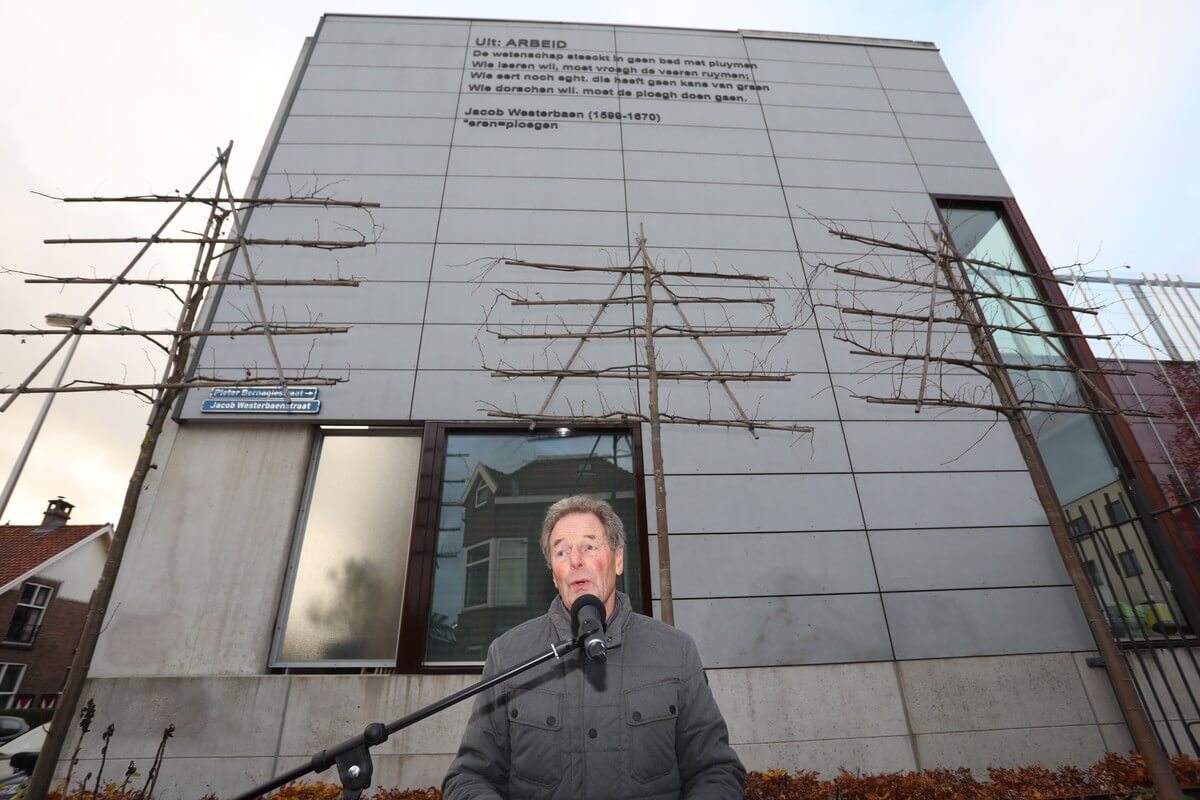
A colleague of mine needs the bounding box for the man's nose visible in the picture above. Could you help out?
[568,545,585,567]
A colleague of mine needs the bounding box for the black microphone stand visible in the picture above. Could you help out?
[228,636,580,800]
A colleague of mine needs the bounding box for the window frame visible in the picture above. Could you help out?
[933,194,1200,628]
[0,663,25,709]
[398,421,651,675]
[4,582,53,645]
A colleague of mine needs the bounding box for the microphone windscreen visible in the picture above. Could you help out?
[570,593,606,635]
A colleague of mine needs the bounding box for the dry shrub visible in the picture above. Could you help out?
[44,753,1200,800]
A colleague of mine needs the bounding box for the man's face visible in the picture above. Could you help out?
[549,511,624,617]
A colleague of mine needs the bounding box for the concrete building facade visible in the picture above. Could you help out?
[54,15,1199,794]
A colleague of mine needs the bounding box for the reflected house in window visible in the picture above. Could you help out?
[436,454,638,662]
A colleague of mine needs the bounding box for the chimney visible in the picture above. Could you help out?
[34,496,74,533]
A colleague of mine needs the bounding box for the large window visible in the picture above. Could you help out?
[938,200,1193,639]
[272,425,645,671]
[272,431,423,667]
[4,583,52,645]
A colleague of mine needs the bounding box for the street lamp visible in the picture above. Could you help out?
[0,313,93,521]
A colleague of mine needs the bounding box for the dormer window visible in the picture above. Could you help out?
[474,484,490,508]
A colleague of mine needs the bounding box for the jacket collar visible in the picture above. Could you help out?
[548,591,632,650]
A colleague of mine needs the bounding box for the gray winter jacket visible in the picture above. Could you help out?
[442,592,745,799]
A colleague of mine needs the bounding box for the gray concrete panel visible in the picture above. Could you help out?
[856,471,1046,529]
[1072,651,1124,726]
[646,531,879,597]
[258,174,447,207]
[884,88,972,116]
[763,105,901,136]
[655,421,849,473]
[918,164,1012,197]
[289,88,461,117]
[667,594,893,667]
[423,280,643,325]
[622,123,774,157]
[620,97,769,128]
[639,371,839,425]
[278,674,477,755]
[650,326,829,376]
[745,39,871,67]
[895,112,985,141]
[321,18,469,46]
[832,370,999,422]
[211,281,430,326]
[420,322,635,371]
[750,61,882,89]
[200,322,423,371]
[762,83,892,112]
[710,662,909,742]
[645,472,862,534]
[914,725,1107,775]
[843,419,1025,472]
[436,208,628,245]
[63,676,291,760]
[1099,722,1134,753]
[279,115,456,145]
[623,150,782,184]
[457,119,622,151]
[310,41,468,69]
[448,145,625,179]
[869,526,1068,591]
[769,131,914,163]
[475,21,617,52]
[443,175,625,210]
[247,206,441,243]
[791,217,919,250]
[269,143,450,176]
[627,180,787,215]
[883,586,1093,660]
[227,242,435,282]
[908,138,1000,169]
[782,186,935,222]
[91,424,312,674]
[778,158,926,192]
[875,67,958,93]
[625,211,798,250]
[302,64,464,93]
[864,47,947,71]
[410,368,636,421]
[734,738,917,778]
[616,30,746,57]
[430,243,641,278]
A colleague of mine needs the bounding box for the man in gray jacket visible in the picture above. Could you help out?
[443,495,745,799]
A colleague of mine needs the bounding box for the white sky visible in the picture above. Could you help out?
[1,0,1197,525]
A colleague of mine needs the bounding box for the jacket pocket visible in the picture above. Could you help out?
[623,679,681,783]
[508,687,564,788]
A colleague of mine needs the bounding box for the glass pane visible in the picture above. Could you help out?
[275,432,421,664]
[941,202,1192,638]
[425,430,641,664]
[0,666,21,693]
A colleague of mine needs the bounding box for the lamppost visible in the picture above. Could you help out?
[0,313,92,521]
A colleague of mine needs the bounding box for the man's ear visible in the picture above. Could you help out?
[615,545,624,576]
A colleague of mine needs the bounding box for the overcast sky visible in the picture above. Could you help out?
[1,0,1197,525]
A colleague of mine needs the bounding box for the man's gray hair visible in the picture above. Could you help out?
[540,495,625,565]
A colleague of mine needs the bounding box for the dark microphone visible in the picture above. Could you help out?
[570,594,607,663]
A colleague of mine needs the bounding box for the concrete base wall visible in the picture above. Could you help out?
[53,650,1152,796]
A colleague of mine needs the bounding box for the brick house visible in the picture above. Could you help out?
[0,498,111,710]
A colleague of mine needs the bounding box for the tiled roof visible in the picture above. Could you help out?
[0,524,108,588]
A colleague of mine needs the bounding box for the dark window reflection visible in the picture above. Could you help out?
[425,430,640,664]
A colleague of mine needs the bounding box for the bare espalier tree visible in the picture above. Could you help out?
[1,143,379,800]
[808,219,1184,800]
[478,227,812,625]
